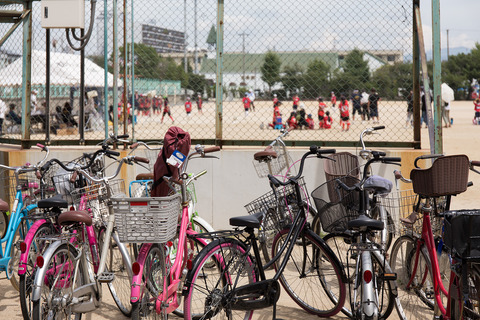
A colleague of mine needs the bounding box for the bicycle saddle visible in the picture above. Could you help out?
[347,214,384,231]
[0,198,8,211]
[363,175,392,195]
[57,210,92,226]
[136,172,154,180]
[230,211,264,229]
[37,194,68,209]
[254,147,278,161]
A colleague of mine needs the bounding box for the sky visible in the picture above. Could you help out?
[420,0,480,51]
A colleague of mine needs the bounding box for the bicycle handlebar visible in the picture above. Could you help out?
[0,143,50,174]
[267,146,335,187]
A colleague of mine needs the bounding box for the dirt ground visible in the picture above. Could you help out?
[1,100,480,319]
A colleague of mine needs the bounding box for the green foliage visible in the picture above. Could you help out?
[186,73,207,97]
[281,63,304,96]
[371,63,413,100]
[261,51,281,94]
[330,49,371,95]
[302,59,330,99]
[117,43,161,79]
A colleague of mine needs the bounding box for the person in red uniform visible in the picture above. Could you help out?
[161,96,174,123]
[287,111,298,129]
[242,93,251,116]
[339,96,350,131]
[474,98,480,125]
[185,97,192,117]
[292,94,300,111]
[331,92,337,109]
[196,94,203,114]
[317,96,327,129]
[323,111,332,129]
[269,101,282,128]
[306,114,315,129]
[273,93,279,106]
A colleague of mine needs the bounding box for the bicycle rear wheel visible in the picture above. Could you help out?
[131,244,166,320]
[0,210,8,238]
[183,237,257,320]
[272,228,346,317]
[9,218,29,292]
[450,263,480,320]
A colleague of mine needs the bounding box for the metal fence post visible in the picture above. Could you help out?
[215,0,224,145]
[21,0,32,148]
[432,0,442,155]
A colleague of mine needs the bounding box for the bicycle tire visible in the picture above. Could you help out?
[19,222,56,320]
[390,235,442,319]
[0,210,8,238]
[323,232,396,319]
[131,244,166,320]
[32,243,83,320]
[369,205,394,251]
[450,263,480,320]
[9,218,29,292]
[99,229,134,316]
[271,228,346,317]
[183,237,257,320]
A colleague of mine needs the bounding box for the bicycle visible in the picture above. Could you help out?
[182,146,346,320]
[249,127,316,264]
[389,154,472,319]
[127,145,220,319]
[0,143,50,291]
[315,151,407,319]
[18,148,116,320]
[29,152,148,319]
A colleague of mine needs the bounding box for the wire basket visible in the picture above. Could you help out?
[253,141,295,178]
[112,194,181,243]
[129,180,153,198]
[0,169,40,207]
[70,179,125,224]
[245,177,308,232]
[142,142,163,172]
[311,176,360,233]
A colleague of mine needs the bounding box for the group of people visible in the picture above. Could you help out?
[268,88,380,131]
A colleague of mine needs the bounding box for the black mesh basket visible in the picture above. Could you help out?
[443,210,480,261]
[311,176,360,233]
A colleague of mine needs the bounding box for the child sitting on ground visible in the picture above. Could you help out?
[323,111,332,129]
[306,114,315,129]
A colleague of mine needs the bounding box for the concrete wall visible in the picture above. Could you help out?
[0,145,427,229]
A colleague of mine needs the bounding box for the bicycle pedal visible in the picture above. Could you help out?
[97,272,115,283]
[381,272,397,281]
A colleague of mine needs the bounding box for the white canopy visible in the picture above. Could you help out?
[0,50,114,87]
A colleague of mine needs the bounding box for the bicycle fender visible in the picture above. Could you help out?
[18,219,48,276]
[31,240,77,302]
[130,243,154,303]
[192,215,215,233]
[371,249,398,297]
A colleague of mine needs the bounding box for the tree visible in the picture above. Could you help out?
[115,43,161,79]
[303,59,330,99]
[261,51,281,95]
[186,73,207,97]
[343,49,370,81]
[371,62,413,99]
[281,63,304,96]
[206,25,216,50]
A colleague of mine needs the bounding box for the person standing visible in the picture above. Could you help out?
[339,96,351,131]
[368,88,380,124]
[420,87,429,128]
[242,93,251,116]
[185,97,192,117]
[0,99,6,135]
[443,101,451,127]
[361,90,370,121]
[161,96,174,123]
[196,94,203,114]
[273,93,279,106]
[406,90,414,128]
[474,98,480,125]
[330,91,337,109]
[292,94,300,111]
[248,89,256,111]
[351,90,362,121]
[317,97,327,129]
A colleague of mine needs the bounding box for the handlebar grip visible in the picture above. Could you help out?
[373,125,385,130]
[468,181,473,187]
[393,170,402,180]
[106,150,120,157]
[383,157,401,162]
[134,156,150,164]
[203,146,221,153]
[117,134,129,139]
[267,174,284,187]
[471,160,480,167]
[36,143,46,150]
[70,171,78,183]
[317,148,336,155]
[335,178,357,192]
[35,170,42,179]
[130,142,139,149]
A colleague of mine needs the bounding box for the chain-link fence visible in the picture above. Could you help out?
[0,0,417,147]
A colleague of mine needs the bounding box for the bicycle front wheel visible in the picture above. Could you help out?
[183,237,257,320]
[32,243,83,320]
[272,228,346,317]
[131,244,166,320]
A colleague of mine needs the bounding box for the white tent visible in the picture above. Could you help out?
[0,50,115,87]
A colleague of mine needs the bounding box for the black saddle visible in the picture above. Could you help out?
[37,194,69,209]
[230,211,264,229]
[347,214,384,231]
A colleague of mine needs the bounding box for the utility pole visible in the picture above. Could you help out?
[238,32,249,85]
[194,0,198,74]
[446,29,450,60]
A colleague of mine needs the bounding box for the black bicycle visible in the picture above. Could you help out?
[182,145,347,320]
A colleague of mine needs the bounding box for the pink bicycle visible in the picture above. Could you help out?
[127,146,220,319]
